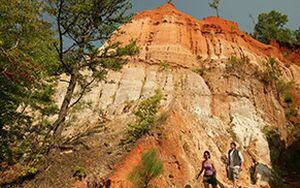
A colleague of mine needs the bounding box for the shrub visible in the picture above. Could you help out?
[225,55,250,74]
[284,94,293,104]
[128,148,163,188]
[263,127,279,140]
[126,90,162,143]
[20,167,38,180]
[73,166,87,180]
[275,80,293,95]
[275,80,299,123]
[192,68,206,76]
[259,58,282,85]
[159,60,169,71]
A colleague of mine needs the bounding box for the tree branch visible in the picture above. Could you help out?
[68,77,96,109]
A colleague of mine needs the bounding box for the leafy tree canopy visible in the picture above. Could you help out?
[0,0,58,163]
[46,0,139,140]
[253,10,300,46]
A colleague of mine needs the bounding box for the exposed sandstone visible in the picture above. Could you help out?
[25,2,300,188]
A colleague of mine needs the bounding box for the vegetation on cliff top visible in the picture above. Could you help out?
[253,10,300,47]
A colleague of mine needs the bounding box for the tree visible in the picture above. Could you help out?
[209,0,220,17]
[293,28,300,46]
[128,149,163,188]
[253,10,291,44]
[46,0,139,143]
[0,0,58,163]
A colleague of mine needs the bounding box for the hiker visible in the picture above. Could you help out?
[227,142,244,188]
[196,151,217,188]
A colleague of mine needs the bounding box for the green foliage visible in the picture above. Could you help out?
[159,60,169,71]
[209,0,220,17]
[253,10,289,44]
[283,94,293,104]
[275,81,299,124]
[294,28,300,46]
[259,58,282,84]
[225,55,250,74]
[192,68,205,76]
[253,10,300,46]
[128,148,163,188]
[73,166,87,180]
[0,0,58,163]
[127,90,162,143]
[275,80,293,95]
[20,166,38,179]
[0,0,138,165]
[46,0,139,139]
[263,127,279,140]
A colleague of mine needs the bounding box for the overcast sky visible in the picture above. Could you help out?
[131,0,300,33]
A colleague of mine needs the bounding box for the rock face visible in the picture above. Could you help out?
[28,3,299,188]
[112,3,285,68]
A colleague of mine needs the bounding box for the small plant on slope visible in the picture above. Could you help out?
[126,90,162,143]
[128,148,163,188]
[73,166,87,180]
[225,55,250,75]
[258,58,282,85]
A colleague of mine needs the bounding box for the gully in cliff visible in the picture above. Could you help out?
[196,151,218,188]
[227,142,244,188]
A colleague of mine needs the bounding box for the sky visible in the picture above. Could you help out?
[131,0,300,33]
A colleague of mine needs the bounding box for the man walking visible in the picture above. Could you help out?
[227,142,243,188]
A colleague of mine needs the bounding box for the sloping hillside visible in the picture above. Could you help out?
[23,2,299,188]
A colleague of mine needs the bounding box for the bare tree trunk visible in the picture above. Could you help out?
[52,72,77,140]
[216,9,220,17]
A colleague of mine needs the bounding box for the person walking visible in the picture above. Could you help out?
[196,151,217,188]
[227,142,243,188]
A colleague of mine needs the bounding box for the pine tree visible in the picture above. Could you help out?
[46,0,139,143]
[128,149,164,188]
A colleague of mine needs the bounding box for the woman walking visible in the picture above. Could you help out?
[196,151,217,188]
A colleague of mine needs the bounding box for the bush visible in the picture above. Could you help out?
[225,55,250,74]
[159,60,169,71]
[284,94,293,104]
[128,148,163,188]
[20,167,38,180]
[192,68,206,76]
[259,58,282,85]
[274,80,299,123]
[73,166,86,180]
[263,127,279,140]
[126,90,162,143]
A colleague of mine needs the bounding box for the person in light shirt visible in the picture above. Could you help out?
[227,142,243,188]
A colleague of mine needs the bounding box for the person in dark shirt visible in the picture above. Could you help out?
[227,142,244,188]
